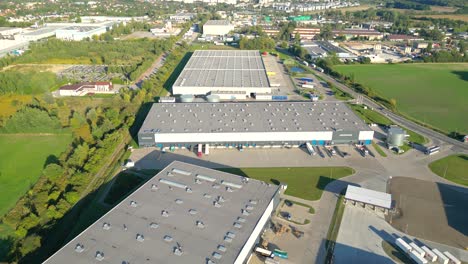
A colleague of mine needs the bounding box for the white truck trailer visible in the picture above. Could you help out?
[432,249,449,264]
[204,144,210,155]
[410,250,428,264]
[306,142,316,155]
[443,251,461,264]
[410,242,426,258]
[302,84,315,89]
[395,238,412,253]
[421,246,437,262]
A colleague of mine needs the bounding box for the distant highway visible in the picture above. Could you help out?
[314,71,468,152]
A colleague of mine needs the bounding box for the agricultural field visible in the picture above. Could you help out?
[0,134,72,217]
[218,167,354,201]
[413,14,468,22]
[336,63,468,135]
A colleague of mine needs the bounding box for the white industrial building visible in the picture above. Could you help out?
[44,161,281,264]
[138,101,374,148]
[172,50,271,96]
[56,25,108,41]
[203,20,234,36]
[344,185,392,212]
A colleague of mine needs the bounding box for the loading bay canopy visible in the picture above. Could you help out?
[345,185,392,209]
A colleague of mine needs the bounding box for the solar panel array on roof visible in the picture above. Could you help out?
[173,50,270,93]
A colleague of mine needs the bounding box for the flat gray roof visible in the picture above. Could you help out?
[59,26,101,32]
[23,26,62,36]
[204,20,231,26]
[173,50,270,90]
[345,185,392,209]
[45,161,279,264]
[139,101,370,134]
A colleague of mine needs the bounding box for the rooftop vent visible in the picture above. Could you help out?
[196,221,205,228]
[164,235,173,242]
[204,193,212,199]
[174,246,183,256]
[186,187,192,193]
[224,236,233,243]
[195,179,202,184]
[172,169,192,176]
[249,200,258,205]
[102,222,111,230]
[95,251,104,261]
[242,209,250,216]
[213,201,222,208]
[222,181,243,189]
[151,184,158,191]
[136,234,145,242]
[175,199,183,204]
[167,172,174,177]
[189,209,197,215]
[159,179,187,189]
[246,205,254,210]
[162,210,169,217]
[74,243,84,253]
[226,187,233,192]
[218,245,227,252]
[233,222,242,229]
[150,222,159,229]
[226,232,236,238]
[218,196,225,202]
[130,201,138,207]
[212,252,222,259]
[212,184,220,189]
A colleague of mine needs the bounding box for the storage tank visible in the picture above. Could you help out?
[387,126,406,147]
[206,94,220,102]
[180,94,194,103]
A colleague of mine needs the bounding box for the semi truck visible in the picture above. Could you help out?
[197,144,202,157]
[255,247,274,258]
[395,238,412,253]
[306,142,316,155]
[409,250,428,264]
[302,84,315,89]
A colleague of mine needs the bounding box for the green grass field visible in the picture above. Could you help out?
[335,63,468,135]
[218,167,354,200]
[429,154,468,186]
[0,134,72,217]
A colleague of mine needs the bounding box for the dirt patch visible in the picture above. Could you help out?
[387,177,468,249]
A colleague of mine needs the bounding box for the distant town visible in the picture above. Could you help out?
[0,0,467,264]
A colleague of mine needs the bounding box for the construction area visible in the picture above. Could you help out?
[387,177,468,249]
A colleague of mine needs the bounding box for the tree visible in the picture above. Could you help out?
[390,98,397,109]
[280,41,288,49]
[42,164,64,181]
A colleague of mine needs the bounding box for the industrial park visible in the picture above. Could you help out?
[0,1,467,264]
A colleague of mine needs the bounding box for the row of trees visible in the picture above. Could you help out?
[422,49,468,62]
[0,71,62,95]
[0,33,184,263]
[239,36,275,50]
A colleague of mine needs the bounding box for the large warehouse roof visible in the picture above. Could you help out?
[139,101,370,135]
[345,185,392,209]
[44,161,279,264]
[204,20,231,26]
[173,50,270,91]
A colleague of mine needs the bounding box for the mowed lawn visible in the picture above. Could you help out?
[335,63,468,134]
[218,167,355,201]
[0,134,72,217]
[429,154,468,186]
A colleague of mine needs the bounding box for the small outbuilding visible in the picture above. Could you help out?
[344,185,392,212]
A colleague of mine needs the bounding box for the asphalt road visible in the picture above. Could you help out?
[314,71,468,152]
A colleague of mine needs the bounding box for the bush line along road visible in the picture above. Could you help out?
[314,70,468,152]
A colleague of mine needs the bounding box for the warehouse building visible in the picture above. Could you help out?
[56,25,108,41]
[44,161,281,264]
[138,101,374,148]
[203,20,234,36]
[172,50,271,96]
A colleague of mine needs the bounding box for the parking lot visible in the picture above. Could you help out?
[291,74,339,101]
[58,65,124,82]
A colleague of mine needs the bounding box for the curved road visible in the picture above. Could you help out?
[315,71,468,152]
